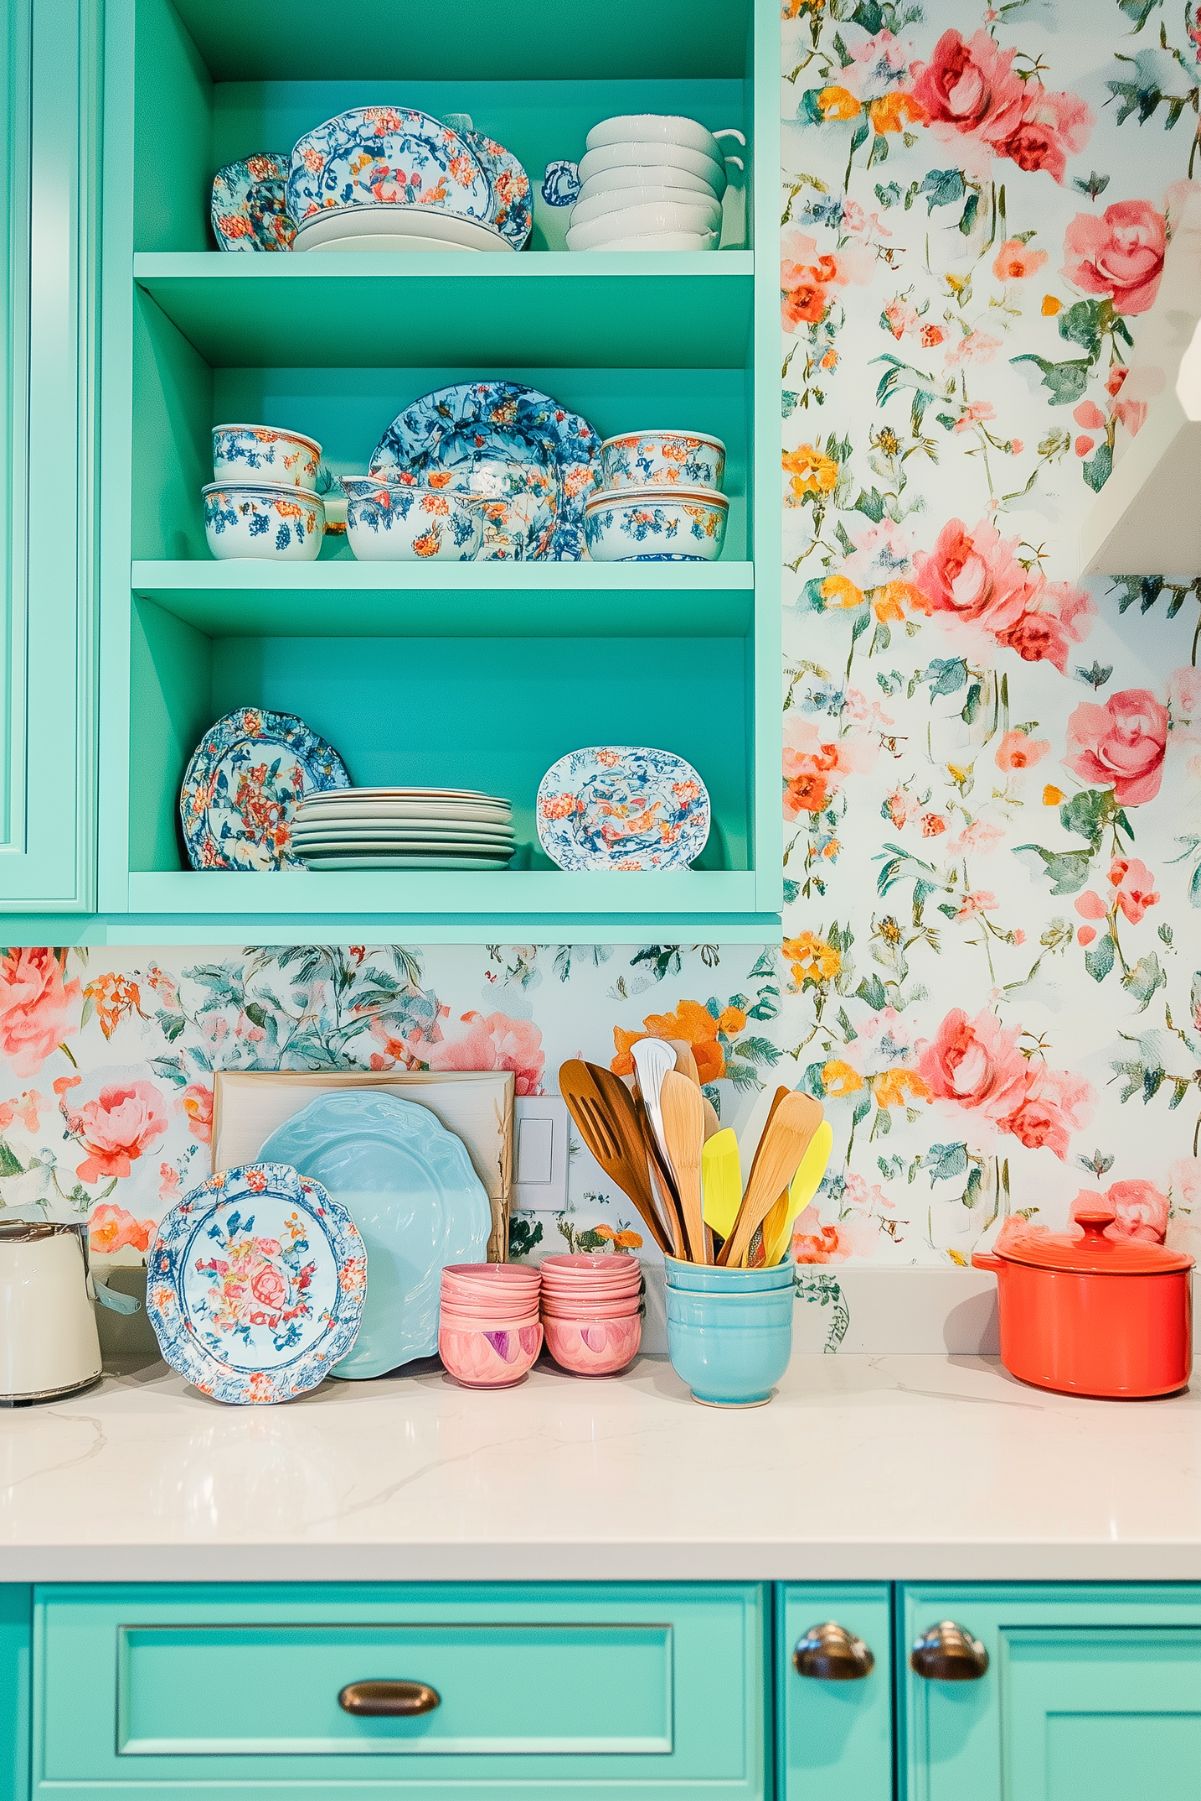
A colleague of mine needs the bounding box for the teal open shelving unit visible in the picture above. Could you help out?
[80,0,782,946]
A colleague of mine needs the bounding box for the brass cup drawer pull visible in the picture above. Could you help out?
[793,1621,875,1681]
[338,1680,442,1717]
[909,1621,989,1682]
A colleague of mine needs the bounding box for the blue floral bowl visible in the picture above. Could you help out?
[344,479,483,562]
[584,484,727,561]
[202,482,324,561]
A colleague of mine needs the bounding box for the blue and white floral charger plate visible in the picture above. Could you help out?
[260,1092,491,1378]
[210,153,296,251]
[536,746,711,871]
[370,382,601,559]
[146,1162,367,1405]
[287,106,491,228]
[179,707,351,871]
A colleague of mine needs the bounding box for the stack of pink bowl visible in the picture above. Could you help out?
[540,1254,643,1376]
[439,1265,543,1388]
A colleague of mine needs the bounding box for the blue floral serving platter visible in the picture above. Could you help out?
[462,125,532,249]
[260,1092,491,1378]
[146,1162,367,1405]
[211,153,296,251]
[287,106,490,227]
[370,382,601,559]
[537,745,711,871]
[179,707,351,871]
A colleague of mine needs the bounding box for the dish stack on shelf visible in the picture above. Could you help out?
[552,114,738,252]
[539,1254,643,1375]
[292,787,515,871]
[584,429,729,563]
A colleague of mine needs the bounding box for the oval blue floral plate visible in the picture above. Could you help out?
[536,745,711,871]
[146,1162,367,1405]
[211,153,296,251]
[259,1092,491,1378]
[287,106,490,228]
[370,382,601,559]
[179,707,351,871]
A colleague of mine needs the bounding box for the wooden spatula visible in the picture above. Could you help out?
[663,1039,722,1138]
[659,1070,707,1262]
[587,1061,687,1255]
[559,1060,670,1254]
[717,1092,825,1268]
[746,1099,824,1268]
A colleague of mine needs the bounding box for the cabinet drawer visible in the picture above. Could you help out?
[777,1585,892,1801]
[35,1583,767,1797]
[901,1584,1201,1801]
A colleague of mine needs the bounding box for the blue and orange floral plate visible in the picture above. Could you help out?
[370,381,601,559]
[536,745,711,871]
[178,708,351,871]
[211,153,296,251]
[146,1162,367,1405]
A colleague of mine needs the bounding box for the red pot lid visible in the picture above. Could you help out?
[996,1210,1193,1275]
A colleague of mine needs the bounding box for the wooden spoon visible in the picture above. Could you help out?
[664,1039,722,1138]
[659,1070,707,1262]
[559,1060,670,1254]
[717,1092,825,1268]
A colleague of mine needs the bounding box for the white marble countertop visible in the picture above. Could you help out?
[3,1351,1200,1584]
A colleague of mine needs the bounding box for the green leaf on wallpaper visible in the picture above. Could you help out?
[853,486,887,522]
[1011,352,1092,405]
[849,111,871,157]
[735,1035,781,1067]
[798,1061,827,1100]
[1059,786,1115,847]
[874,180,902,209]
[1083,442,1113,492]
[917,168,966,211]
[925,1141,968,1182]
[1057,299,1104,354]
[921,656,969,698]
[1014,845,1095,894]
[0,1140,25,1178]
[783,879,801,905]
[1122,952,1166,1010]
[1072,171,1111,199]
[958,189,980,235]
[963,1163,984,1209]
[148,1054,187,1085]
[848,0,885,33]
[1075,660,1113,688]
[855,973,888,1011]
[1084,934,1116,982]
[798,88,827,125]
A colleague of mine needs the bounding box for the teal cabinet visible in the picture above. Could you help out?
[0,0,98,917]
[34,1582,768,1797]
[900,1585,1201,1801]
[778,1586,892,1801]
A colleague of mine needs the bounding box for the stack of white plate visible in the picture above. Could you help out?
[564,114,729,252]
[292,788,514,871]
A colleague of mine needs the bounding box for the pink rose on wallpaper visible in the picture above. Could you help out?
[88,1203,156,1256]
[1072,1181,1169,1243]
[991,89,1091,183]
[913,519,1033,630]
[995,731,1049,771]
[993,237,1048,281]
[995,1069,1091,1161]
[0,948,81,1077]
[995,580,1093,674]
[1065,688,1168,805]
[1108,857,1159,924]
[181,1082,214,1143]
[1063,199,1166,315]
[791,1205,880,1264]
[424,1010,545,1096]
[67,1080,169,1184]
[915,1008,1028,1115]
[911,29,1025,136]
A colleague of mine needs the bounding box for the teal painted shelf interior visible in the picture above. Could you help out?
[69,0,781,942]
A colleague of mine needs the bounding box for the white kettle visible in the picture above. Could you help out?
[0,1219,140,1403]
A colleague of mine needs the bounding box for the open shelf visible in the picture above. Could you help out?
[134,254,755,369]
[131,561,757,639]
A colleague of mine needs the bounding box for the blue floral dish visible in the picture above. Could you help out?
[259,1092,491,1378]
[287,106,490,228]
[584,485,727,562]
[145,1161,367,1406]
[211,424,321,489]
[455,121,532,249]
[536,745,710,871]
[179,707,351,871]
[211,154,296,251]
[202,482,325,562]
[343,478,483,562]
[370,382,601,560]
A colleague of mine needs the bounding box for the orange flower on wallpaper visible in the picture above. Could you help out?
[612,998,727,1083]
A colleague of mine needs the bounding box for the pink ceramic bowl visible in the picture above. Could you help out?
[543,1313,642,1376]
[439,1300,539,1329]
[439,1322,543,1388]
[541,1294,643,1321]
[542,1254,640,1281]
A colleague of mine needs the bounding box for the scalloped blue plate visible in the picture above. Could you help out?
[179,707,351,871]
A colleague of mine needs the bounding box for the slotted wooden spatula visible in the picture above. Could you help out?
[717,1092,825,1268]
[559,1060,670,1254]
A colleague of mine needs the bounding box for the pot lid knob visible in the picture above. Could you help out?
[1074,1209,1117,1240]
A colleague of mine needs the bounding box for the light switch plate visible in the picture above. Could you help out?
[513,1095,570,1212]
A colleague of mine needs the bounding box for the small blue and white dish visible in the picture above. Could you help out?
[287,106,491,228]
[584,485,727,562]
[211,423,322,489]
[343,478,483,562]
[202,482,325,562]
[211,153,296,251]
[145,1161,367,1405]
[178,706,350,871]
[536,745,710,871]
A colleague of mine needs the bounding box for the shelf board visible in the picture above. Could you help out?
[131,559,755,638]
[133,253,754,369]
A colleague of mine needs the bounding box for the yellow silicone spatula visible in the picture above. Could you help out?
[701,1128,743,1244]
[763,1120,834,1266]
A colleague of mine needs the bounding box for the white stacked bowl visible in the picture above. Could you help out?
[565,115,726,253]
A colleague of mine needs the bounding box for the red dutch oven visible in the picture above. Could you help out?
[972,1210,1193,1399]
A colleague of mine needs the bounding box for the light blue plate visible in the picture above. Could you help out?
[259,1092,491,1378]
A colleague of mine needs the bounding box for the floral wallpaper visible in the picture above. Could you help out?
[5,1,1201,1269]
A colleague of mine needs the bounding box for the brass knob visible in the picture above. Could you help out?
[910,1621,989,1682]
[793,1621,875,1681]
[338,1680,441,1717]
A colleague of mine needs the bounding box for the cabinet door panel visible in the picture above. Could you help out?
[0,0,97,913]
[778,1585,892,1801]
[902,1585,1201,1801]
